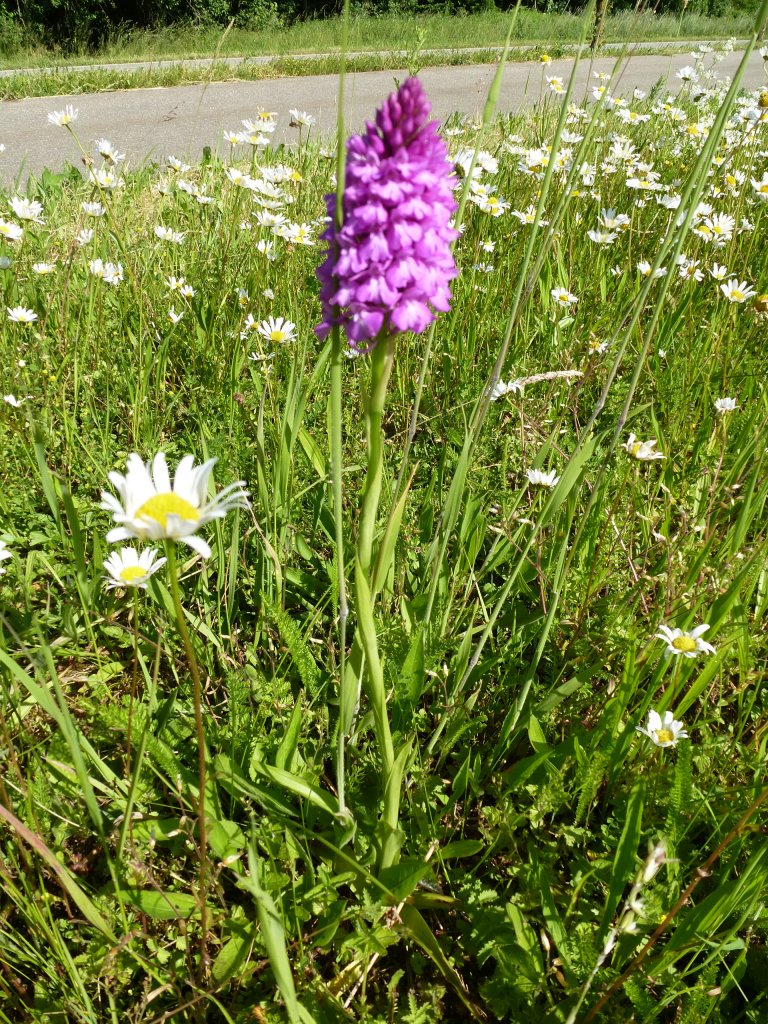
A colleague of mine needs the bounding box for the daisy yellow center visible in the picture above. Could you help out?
[270,330,287,342]
[672,636,697,653]
[135,493,200,527]
[630,442,643,457]
[731,289,744,301]
[120,565,148,583]
[655,728,674,744]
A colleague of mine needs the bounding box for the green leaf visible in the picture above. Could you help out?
[401,628,426,705]
[208,820,246,862]
[599,780,645,936]
[441,840,485,859]
[377,858,433,903]
[238,839,310,1024]
[212,919,256,985]
[275,700,303,772]
[120,888,199,920]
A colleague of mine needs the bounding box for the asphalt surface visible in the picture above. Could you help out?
[0,48,765,186]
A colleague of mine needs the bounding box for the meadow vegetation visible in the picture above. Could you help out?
[0,9,755,69]
[0,16,767,1024]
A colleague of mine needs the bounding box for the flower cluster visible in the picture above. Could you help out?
[315,77,459,349]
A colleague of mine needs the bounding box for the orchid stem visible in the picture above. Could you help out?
[355,336,397,853]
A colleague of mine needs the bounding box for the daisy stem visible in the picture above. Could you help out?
[125,588,140,785]
[164,542,209,976]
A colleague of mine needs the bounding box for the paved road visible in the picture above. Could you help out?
[0,49,764,186]
[0,39,748,78]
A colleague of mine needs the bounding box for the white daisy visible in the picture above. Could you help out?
[103,547,167,590]
[0,219,23,242]
[526,468,560,487]
[550,287,578,307]
[636,708,688,748]
[720,279,756,303]
[48,105,78,126]
[714,397,737,413]
[101,453,249,559]
[655,623,715,658]
[7,306,37,324]
[288,109,316,128]
[256,316,297,344]
[623,434,665,461]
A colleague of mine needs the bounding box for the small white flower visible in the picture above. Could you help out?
[623,434,665,461]
[709,263,728,281]
[655,623,715,658]
[636,709,688,748]
[103,547,167,590]
[155,225,186,244]
[256,316,297,344]
[636,261,667,279]
[82,201,106,217]
[7,306,37,324]
[89,167,121,189]
[10,196,44,223]
[550,287,578,307]
[94,138,125,165]
[587,229,617,246]
[3,394,23,407]
[48,105,78,126]
[167,307,184,325]
[720,279,756,303]
[0,219,23,242]
[676,66,699,84]
[32,262,56,275]
[526,468,560,488]
[166,156,191,172]
[714,397,737,413]
[288,109,316,128]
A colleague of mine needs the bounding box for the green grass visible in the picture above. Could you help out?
[0,30,767,1024]
[0,48,547,101]
[0,10,753,69]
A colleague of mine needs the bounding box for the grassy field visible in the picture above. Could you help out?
[0,25,767,1024]
[0,10,754,69]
